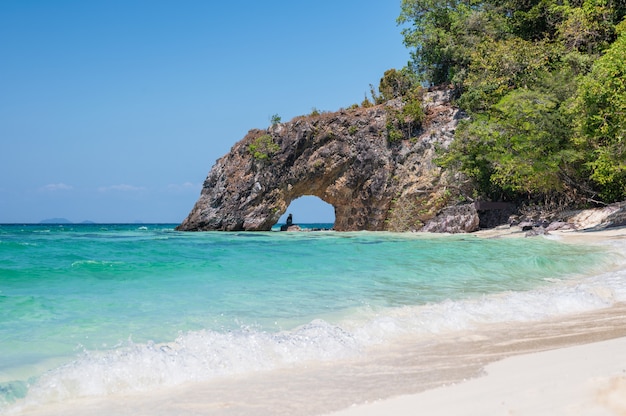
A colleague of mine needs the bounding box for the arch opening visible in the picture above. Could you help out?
[277,196,335,230]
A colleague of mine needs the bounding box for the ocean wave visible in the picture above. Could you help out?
[0,240,38,248]
[6,263,626,412]
[7,320,360,411]
[70,260,124,269]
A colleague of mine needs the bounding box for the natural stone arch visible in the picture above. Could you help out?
[177,89,467,232]
[176,108,395,231]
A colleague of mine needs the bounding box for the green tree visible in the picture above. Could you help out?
[442,88,576,198]
[399,0,624,88]
[570,21,626,201]
[398,0,506,86]
[502,0,561,40]
[555,0,619,54]
[270,114,281,125]
[488,89,575,194]
[373,68,425,142]
[377,68,419,103]
[459,37,557,113]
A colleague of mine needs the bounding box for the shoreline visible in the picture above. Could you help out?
[473,222,626,242]
[327,226,626,416]
[328,334,626,416]
[14,304,626,416]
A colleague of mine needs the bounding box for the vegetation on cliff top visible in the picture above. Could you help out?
[372,68,427,143]
[397,0,626,205]
[249,134,280,161]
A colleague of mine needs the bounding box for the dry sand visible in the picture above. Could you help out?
[328,336,626,416]
[328,226,626,416]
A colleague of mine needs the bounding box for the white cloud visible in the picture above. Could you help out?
[166,182,199,192]
[40,183,73,191]
[98,184,147,192]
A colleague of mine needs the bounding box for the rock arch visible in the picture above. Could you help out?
[176,89,465,232]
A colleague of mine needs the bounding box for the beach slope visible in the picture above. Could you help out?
[328,336,626,416]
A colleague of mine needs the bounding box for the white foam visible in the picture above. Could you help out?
[10,320,361,410]
[350,265,626,343]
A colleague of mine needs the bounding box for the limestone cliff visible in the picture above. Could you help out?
[177,88,467,232]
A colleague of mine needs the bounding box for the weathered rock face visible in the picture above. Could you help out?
[177,88,465,231]
[567,202,626,230]
[421,203,480,233]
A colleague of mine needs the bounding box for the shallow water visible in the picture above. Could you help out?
[1,224,625,414]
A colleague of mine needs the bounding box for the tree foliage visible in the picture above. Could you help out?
[398,0,507,86]
[570,23,626,200]
[400,0,626,203]
[377,68,419,103]
[444,89,577,197]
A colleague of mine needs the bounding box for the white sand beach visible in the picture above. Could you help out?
[329,335,626,416]
[328,226,626,416]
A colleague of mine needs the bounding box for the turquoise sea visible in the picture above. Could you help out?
[1,224,625,415]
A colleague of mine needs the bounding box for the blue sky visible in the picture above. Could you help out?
[0,1,410,224]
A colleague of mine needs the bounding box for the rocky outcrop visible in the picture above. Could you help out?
[567,202,626,230]
[177,88,466,231]
[420,201,518,233]
[421,203,480,233]
[469,202,626,237]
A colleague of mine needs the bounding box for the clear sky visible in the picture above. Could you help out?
[0,1,410,224]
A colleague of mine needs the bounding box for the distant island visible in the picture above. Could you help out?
[38,219,117,224]
[39,218,73,224]
[39,218,149,224]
